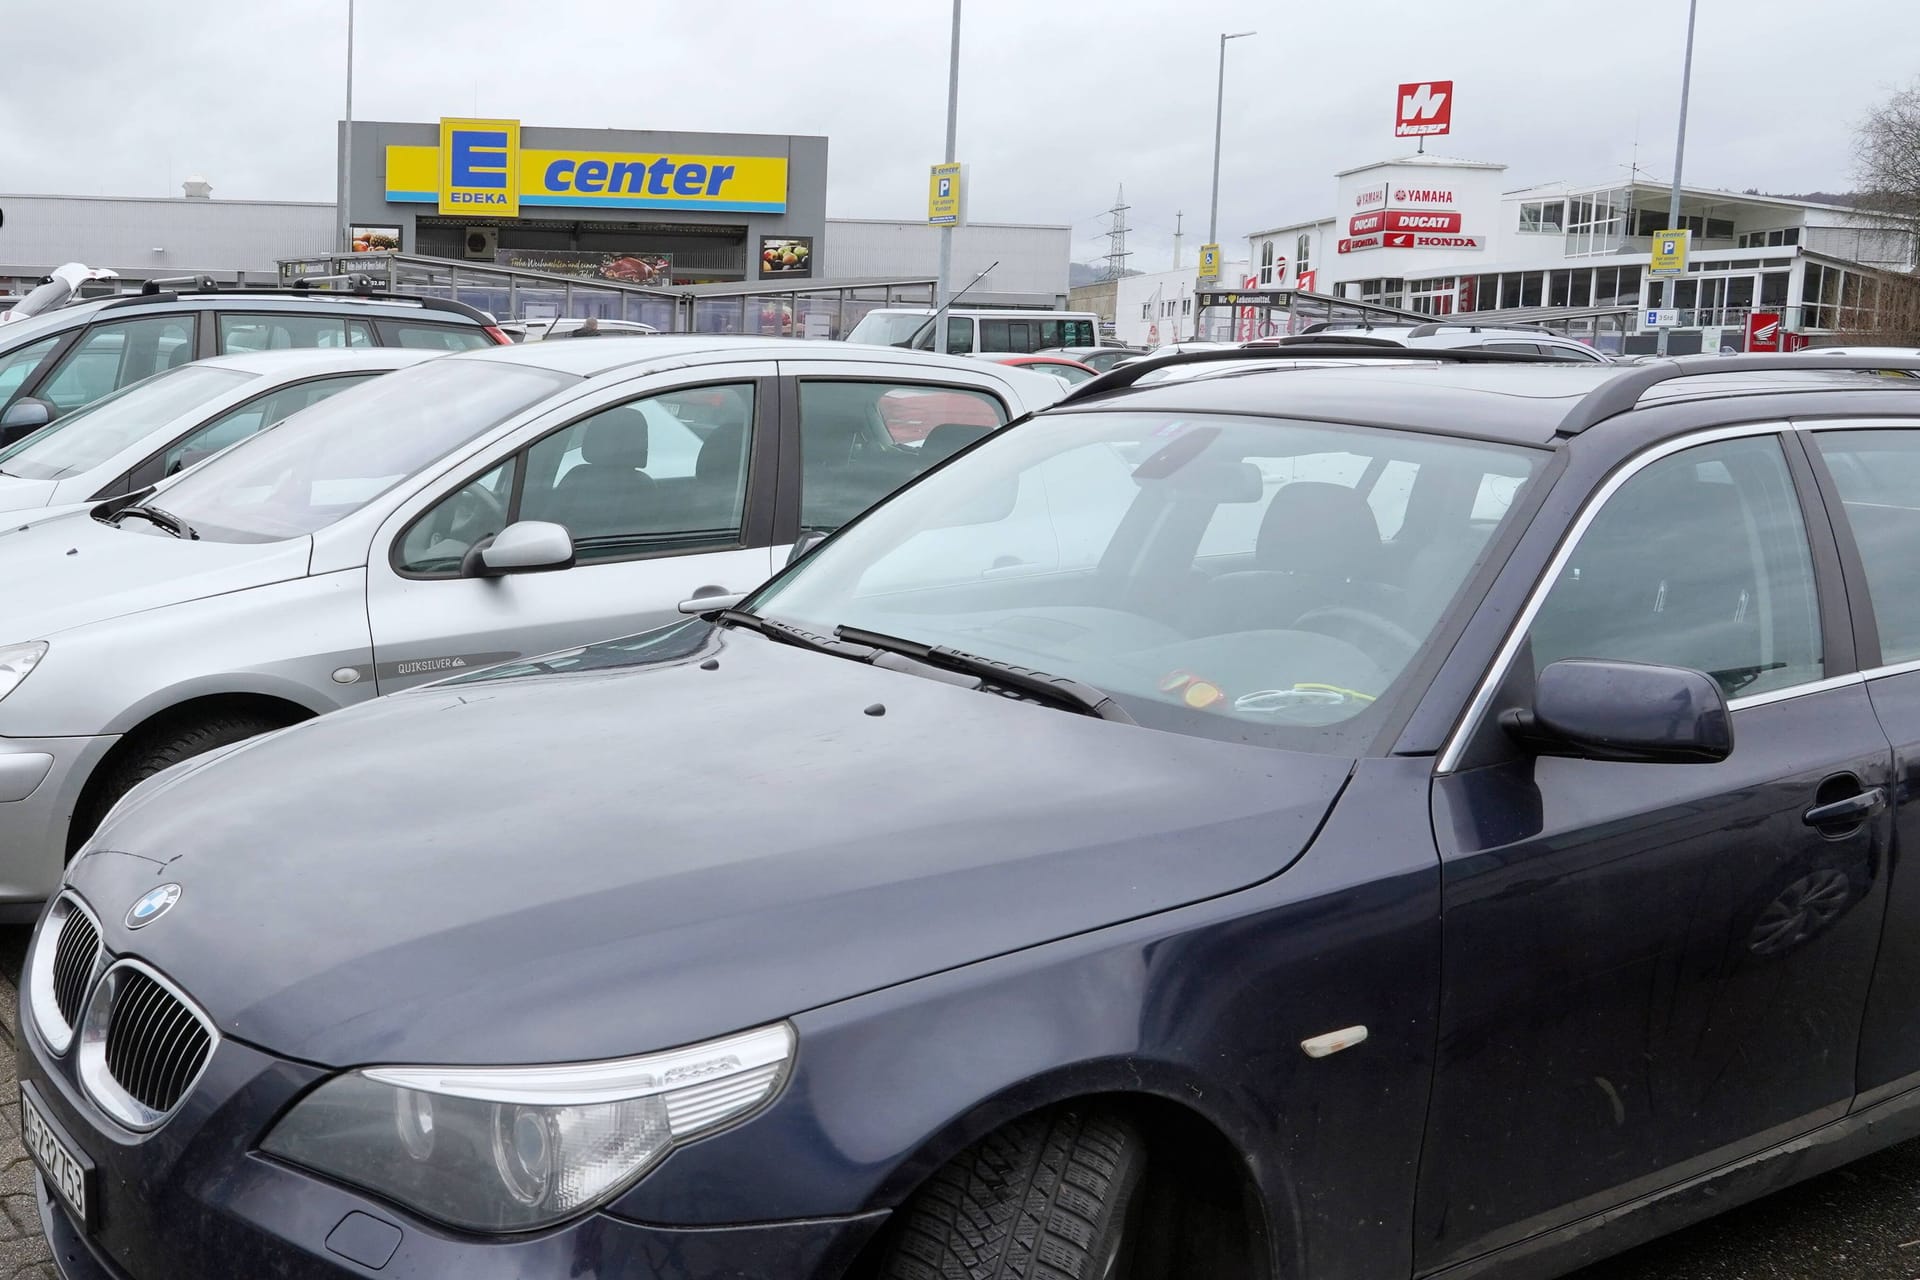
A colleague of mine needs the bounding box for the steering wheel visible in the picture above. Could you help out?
[1291,605,1422,669]
[433,484,510,552]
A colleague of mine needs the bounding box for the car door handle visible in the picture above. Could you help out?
[677,587,745,615]
[1803,787,1887,829]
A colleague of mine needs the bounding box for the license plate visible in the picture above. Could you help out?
[20,1081,93,1231]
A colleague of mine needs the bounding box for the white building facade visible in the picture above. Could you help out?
[1247,153,1917,353]
[1113,260,1252,346]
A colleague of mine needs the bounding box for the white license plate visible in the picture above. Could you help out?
[20,1082,92,1230]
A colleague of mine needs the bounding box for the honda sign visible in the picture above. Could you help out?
[1746,311,1783,352]
[1395,81,1453,137]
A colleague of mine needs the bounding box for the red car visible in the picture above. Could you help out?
[975,352,1100,389]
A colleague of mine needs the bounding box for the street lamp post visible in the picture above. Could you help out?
[1655,0,1699,358]
[1203,30,1255,338]
[340,0,356,255]
[933,0,962,354]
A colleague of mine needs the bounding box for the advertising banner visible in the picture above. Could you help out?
[759,236,814,279]
[492,248,673,284]
[1746,311,1783,351]
[349,226,402,253]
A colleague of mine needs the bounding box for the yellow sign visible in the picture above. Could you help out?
[1650,228,1691,275]
[1199,243,1221,276]
[387,118,790,215]
[928,162,963,225]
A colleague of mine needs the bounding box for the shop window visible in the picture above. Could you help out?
[1569,271,1592,307]
[1760,272,1789,307]
[1518,200,1565,232]
[1296,233,1312,277]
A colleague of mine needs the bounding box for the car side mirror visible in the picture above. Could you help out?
[785,529,830,567]
[461,520,575,578]
[0,396,53,442]
[1502,658,1732,764]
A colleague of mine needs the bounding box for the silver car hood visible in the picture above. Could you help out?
[0,511,311,642]
[0,475,57,513]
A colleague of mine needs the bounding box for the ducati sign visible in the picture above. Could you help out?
[1350,212,1385,235]
[1384,210,1462,232]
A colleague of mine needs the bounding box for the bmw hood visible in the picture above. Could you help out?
[0,510,311,642]
[0,475,57,513]
[72,623,1353,1067]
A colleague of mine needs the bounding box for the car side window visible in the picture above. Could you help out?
[1527,435,1822,699]
[0,337,60,406]
[156,374,378,479]
[401,382,754,574]
[394,459,519,577]
[217,314,354,353]
[378,321,492,350]
[946,317,974,355]
[36,316,197,415]
[1811,429,1920,664]
[797,380,1007,531]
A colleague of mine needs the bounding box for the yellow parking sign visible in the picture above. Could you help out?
[1199,243,1221,277]
[1650,228,1690,275]
[928,163,964,226]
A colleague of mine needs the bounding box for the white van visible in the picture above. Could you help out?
[847,308,1102,355]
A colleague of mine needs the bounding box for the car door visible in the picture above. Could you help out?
[363,364,777,693]
[1417,429,1893,1271]
[26,314,198,418]
[1800,421,1920,1101]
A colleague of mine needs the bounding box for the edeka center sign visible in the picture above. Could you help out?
[385,119,790,216]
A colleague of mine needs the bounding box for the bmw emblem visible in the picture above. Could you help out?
[125,884,181,929]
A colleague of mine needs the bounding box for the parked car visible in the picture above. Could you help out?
[1263,321,1609,362]
[1037,344,1149,373]
[975,351,1099,388]
[0,337,1063,905]
[0,348,438,518]
[0,286,506,445]
[846,307,1102,355]
[22,351,1920,1279]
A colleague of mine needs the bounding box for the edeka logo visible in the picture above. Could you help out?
[439,118,520,217]
[391,119,790,215]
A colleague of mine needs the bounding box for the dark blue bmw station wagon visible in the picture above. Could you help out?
[21,349,1920,1280]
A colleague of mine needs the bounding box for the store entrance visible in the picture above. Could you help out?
[412,217,750,285]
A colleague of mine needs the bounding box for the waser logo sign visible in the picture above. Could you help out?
[1395,81,1454,138]
[387,118,791,216]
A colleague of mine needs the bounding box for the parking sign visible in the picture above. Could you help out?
[928,163,964,226]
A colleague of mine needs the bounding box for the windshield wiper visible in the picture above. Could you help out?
[833,624,1134,724]
[110,504,199,540]
[716,608,874,659]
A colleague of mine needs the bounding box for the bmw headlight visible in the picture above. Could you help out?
[0,642,47,703]
[262,1023,793,1232]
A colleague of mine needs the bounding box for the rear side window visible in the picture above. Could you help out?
[378,321,492,351]
[217,313,370,353]
[0,336,59,405]
[1813,429,1920,664]
[35,316,197,415]
[798,380,1007,531]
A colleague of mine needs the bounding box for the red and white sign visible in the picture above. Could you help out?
[1412,233,1483,249]
[1746,311,1783,351]
[1350,212,1384,235]
[1385,231,1416,248]
[1390,186,1456,207]
[1338,234,1383,254]
[1395,80,1453,137]
[1238,276,1259,341]
[1354,182,1390,209]
[1384,210,1462,232]
[1296,268,1318,293]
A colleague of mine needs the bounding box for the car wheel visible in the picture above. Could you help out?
[69,712,290,854]
[878,1107,1147,1280]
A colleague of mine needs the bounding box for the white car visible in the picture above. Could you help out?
[1266,323,1610,362]
[0,348,438,519]
[500,318,661,342]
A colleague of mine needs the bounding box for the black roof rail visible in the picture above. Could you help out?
[1258,333,1407,349]
[98,285,492,325]
[1054,341,1570,405]
[1555,354,1920,436]
[139,274,220,295]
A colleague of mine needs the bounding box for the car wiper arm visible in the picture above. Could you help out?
[833,625,1135,724]
[110,504,199,540]
[715,609,874,659]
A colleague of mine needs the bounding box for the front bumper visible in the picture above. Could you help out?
[20,972,884,1279]
[0,735,114,911]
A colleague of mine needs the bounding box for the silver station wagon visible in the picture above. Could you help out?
[0,337,1064,907]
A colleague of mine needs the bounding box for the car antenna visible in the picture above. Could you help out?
[903,260,1000,349]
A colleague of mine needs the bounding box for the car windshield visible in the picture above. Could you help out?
[0,365,256,481]
[751,410,1543,754]
[846,313,934,347]
[144,360,574,543]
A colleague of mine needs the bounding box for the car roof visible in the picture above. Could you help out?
[195,348,444,377]
[451,334,1046,379]
[1052,359,1920,447]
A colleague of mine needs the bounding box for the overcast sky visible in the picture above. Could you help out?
[3,0,1916,272]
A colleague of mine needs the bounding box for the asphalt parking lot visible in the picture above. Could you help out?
[0,921,1918,1280]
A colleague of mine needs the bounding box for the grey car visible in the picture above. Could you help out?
[0,337,1063,908]
[0,347,438,520]
[0,286,504,444]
